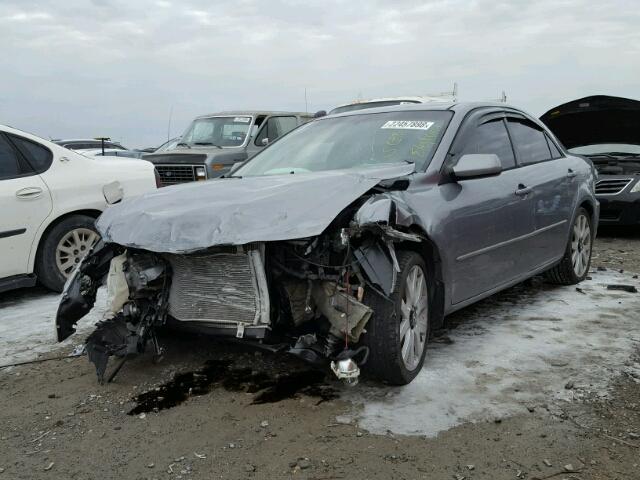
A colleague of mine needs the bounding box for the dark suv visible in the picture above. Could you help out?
[143,111,312,186]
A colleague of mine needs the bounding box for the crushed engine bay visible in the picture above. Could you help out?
[56,164,425,384]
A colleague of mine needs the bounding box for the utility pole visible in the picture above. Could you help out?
[167,105,173,141]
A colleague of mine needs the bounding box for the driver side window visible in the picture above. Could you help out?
[255,116,298,146]
[456,118,516,170]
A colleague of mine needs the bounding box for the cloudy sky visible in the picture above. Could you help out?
[1,0,638,147]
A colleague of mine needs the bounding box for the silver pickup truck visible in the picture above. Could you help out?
[144,111,312,186]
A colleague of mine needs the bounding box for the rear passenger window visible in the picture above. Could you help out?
[8,134,53,173]
[507,119,552,165]
[458,118,516,169]
[0,135,26,180]
[545,134,563,159]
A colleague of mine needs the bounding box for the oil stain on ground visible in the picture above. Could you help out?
[128,359,339,415]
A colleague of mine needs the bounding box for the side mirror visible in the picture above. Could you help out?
[261,138,269,146]
[452,154,502,180]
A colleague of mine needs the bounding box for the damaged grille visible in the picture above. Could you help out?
[155,165,198,186]
[166,246,270,327]
[595,178,633,195]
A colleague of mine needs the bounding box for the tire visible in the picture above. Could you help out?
[36,215,100,292]
[545,207,593,285]
[362,250,432,385]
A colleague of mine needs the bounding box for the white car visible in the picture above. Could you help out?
[0,124,158,293]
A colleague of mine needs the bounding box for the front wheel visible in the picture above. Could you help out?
[36,215,100,292]
[362,250,431,385]
[545,207,593,285]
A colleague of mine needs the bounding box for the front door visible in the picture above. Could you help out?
[441,114,535,304]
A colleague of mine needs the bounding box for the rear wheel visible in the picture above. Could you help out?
[362,250,431,385]
[36,215,100,292]
[545,207,593,285]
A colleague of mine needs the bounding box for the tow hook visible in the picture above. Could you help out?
[330,346,369,386]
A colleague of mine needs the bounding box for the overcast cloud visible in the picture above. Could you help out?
[0,0,638,147]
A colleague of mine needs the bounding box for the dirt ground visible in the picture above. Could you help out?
[1,227,639,480]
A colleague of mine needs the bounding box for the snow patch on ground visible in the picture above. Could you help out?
[0,287,107,366]
[346,271,640,437]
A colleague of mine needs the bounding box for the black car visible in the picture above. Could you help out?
[541,95,640,226]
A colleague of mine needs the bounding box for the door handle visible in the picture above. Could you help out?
[16,187,43,199]
[567,169,577,178]
[515,184,532,197]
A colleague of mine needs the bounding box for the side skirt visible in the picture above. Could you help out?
[0,274,37,294]
[445,255,564,316]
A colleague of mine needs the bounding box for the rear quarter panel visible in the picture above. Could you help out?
[27,148,157,272]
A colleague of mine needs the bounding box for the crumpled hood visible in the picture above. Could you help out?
[540,95,640,149]
[96,163,414,253]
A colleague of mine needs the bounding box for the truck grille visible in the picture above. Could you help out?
[155,165,197,186]
[595,178,632,195]
[166,246,270,328]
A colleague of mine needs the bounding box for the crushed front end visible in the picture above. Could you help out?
[55,164,422,385]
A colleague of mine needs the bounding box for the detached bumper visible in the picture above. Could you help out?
[597,194,640,226]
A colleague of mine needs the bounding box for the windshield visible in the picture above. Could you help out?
[569,143,640,156]
[330,100,421,115]
[234,110,452,177]
[156,137,180,152]
[181,116,252,147]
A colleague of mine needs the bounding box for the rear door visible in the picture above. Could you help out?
[505,115,573,268]
[442,111,535,304]
[0,132,52,278]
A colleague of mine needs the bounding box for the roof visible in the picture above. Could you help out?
[195,111,312,119]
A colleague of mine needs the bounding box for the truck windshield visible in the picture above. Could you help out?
[181,116,252,147]
[234,110,452,177]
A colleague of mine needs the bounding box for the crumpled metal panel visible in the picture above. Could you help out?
[96,164,415,253]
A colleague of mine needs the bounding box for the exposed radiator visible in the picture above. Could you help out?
[166,246,270,328]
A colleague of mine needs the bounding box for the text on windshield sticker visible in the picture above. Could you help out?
[381,120,434,130]
[234,117,251,123]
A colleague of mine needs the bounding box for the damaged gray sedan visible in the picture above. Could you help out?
[56,102,598,386]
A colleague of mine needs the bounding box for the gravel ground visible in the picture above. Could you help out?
[1,228,639,480]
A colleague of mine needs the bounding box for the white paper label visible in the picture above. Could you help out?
[233,117,251,123]
[381,120,434,130]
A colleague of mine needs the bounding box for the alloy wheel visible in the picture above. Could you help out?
[571,213,591,278]
[399,265,429,370]
[55,228,99,277]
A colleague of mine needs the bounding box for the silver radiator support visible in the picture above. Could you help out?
[166,244,270,335]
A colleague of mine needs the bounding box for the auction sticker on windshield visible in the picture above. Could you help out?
[381,120,434,130]
[233,117,251,123]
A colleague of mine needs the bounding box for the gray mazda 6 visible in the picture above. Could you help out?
[56,102,598,386]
